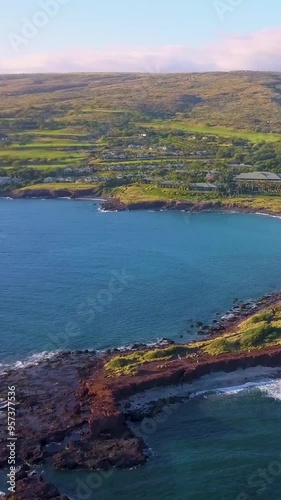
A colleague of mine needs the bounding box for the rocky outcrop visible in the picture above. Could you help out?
[101,199,128,211]
[0,298,281,498]
[101,198,281,217]
[4,473,69,500]
[53,437,146,470]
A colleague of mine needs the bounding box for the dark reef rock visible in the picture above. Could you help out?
[101,198,281,218]
[4,475,69,499]
[52,437,146,470]
[0,293,281,498]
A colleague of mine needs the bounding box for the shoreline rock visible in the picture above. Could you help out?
[0,293,281,498]
[101,198,281,218]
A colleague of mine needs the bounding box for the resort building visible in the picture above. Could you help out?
[235,172,281,193]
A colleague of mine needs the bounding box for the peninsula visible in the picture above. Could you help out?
[1,293,281,499]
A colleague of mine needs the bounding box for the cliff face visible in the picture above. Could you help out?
[10,187,100,199]
[101,198,281,216]
[0,301,281,499]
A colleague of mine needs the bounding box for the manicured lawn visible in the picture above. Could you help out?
[16,182,100,192]
[0,149,86,161]
[147,121,281,143]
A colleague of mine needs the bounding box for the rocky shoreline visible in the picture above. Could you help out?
[3,191,281,219]
[101,198,281,217]
[0,293,281,499]
[2,187,101,200]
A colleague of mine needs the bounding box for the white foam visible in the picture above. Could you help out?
[0,350,60,375]
[259,379,281,401]
[191,379,275,399]
[256,212,281,220]
[121,367,281,411]
[98,207,118,213]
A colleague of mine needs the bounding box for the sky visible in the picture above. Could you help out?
[0,0,281,73]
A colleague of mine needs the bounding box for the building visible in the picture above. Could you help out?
[158,180,182,188]
[189,183,218,192]
[235,172,281,193]
[0,176,20,185]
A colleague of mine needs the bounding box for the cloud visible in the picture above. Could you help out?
[1,28,281,73]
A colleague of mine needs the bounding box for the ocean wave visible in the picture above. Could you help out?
[255,212,281,220]
[98,207,118,213]
[0,350,60,375]
[258,379,281,401]
[191,379,276,399]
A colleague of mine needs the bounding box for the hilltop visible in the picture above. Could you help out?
[1,71,281,132]
[2,71,281,209]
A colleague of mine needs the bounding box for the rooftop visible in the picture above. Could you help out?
[235,172,281,181]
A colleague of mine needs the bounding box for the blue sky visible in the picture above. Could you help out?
[0,0,281,72]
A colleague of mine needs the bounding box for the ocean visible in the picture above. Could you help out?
[0,198,281,499]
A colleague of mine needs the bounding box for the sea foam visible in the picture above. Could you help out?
[258,379,281,401]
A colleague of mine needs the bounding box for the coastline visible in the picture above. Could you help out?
[2,189,281,220]
[1,294,281,500]
[101,198,281,218]
[1,197,281,498]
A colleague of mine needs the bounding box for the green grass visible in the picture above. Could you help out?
[107,185,281,213]
[14,182,100,193]
[0,149,86,161]
[105,346,191,376]
[10,129,88,137]
[2,164,73,172]
[195,307,281,356]
[107,184,191,203]
[105,305,281,376]
[12,141,92,148]
[147,121,281,143]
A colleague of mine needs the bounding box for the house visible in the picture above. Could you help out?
[158,180,182,188]
[0,176,20,185]
[234,172,281,192]
[189,183,218,192]
[235,172,281,182]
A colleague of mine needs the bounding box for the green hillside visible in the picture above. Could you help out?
[2,72,281,205]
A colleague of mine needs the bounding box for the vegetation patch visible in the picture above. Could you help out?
[106,305,281,376]
[197,306,281,356]
[14,182,100,193]
[105,346,191,376]
[147,121,281,143]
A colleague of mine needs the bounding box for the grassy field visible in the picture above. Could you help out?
[2,72,281,194]
[10,129,88,138]
[107,184,191,203]
[105,305,281,376]
[194,306,281,356]
[2,72,281,133]
[108,185,281,213]
[2,164,72,172]
[0,149,86,161]
[15,182,100,193]
[147,121,281,143]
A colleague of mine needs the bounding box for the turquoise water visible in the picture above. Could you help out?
[1,199,281,364]
[47,384,281,500]
[1,198,281,500]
